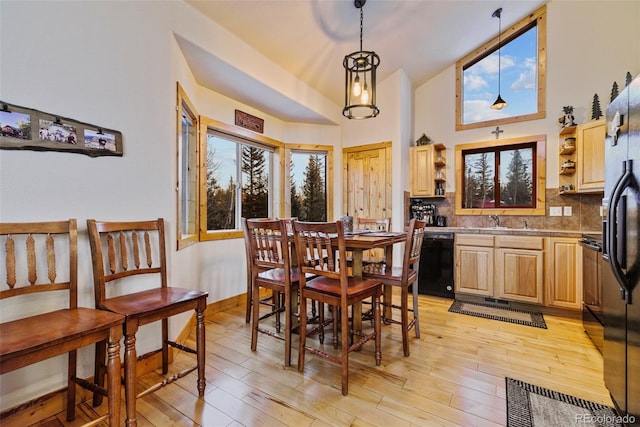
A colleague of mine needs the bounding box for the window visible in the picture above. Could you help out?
[456,5,546,131]
[176,87,333,242]
[200,119,277,239]
[455,135,546,215]
[176,83,199,249]
[288,150,329,221]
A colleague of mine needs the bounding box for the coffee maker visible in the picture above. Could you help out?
[410,199,437,226]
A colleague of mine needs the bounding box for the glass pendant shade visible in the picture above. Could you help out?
[491,94,508,110]
[343,51,379,119]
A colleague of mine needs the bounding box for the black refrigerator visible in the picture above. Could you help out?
[603,73,639,425]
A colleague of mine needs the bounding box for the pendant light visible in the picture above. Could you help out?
[491,7,508,110]
[343,0,380,119]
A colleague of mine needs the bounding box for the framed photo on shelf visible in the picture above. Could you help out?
[0,101,123,157]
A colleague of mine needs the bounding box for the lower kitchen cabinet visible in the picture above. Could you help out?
[455,234,494,296]
[546,237,583,309]
[494,235,545,304]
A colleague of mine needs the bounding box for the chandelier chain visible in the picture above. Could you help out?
[359,7,364,52]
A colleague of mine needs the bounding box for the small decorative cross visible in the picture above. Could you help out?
[491,126,503,139]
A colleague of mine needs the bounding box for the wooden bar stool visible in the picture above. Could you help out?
[87,218,207,427]
[362,218,427,356]
[0,219,124,425]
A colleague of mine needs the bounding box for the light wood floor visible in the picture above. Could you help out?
[24,295,612,426]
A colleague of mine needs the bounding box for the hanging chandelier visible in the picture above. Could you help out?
[342,0,380,119]
[491,7,508,110]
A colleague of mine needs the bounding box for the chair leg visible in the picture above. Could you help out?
[412,279,420,338]
[275,290,282,333]
[401,286,410,357]
[161,318,169,374]
[66,349,77,421]
[106,329,122,426]
[298,295,308,372]
[196,300,207,397]
[340,304,349,396]
[374,294,382,366]
[251,280,261,352]
[92,340,107,407]
[123,325,138,427]
[284,288,292,367]
[245,274,253,324]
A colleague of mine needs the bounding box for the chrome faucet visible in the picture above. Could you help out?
[489,215,500,227]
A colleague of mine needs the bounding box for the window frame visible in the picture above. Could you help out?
[198,116,283,241]
[282,144,334,221]
[455,134,546,216]
[455,5,546,131]
[176,83,199,250]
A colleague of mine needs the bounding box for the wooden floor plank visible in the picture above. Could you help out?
[20,294,613,426]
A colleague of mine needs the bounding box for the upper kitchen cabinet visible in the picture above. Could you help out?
[559,119,606,195]
[410,143,446,198]
[576,119,606,193]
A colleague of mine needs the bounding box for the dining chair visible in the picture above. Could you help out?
[362,218,427,356]
[87,218,208,427]
[243,217,279,324]
[292,219,383,395]
[0,219,124,425]
[244,218,302,366]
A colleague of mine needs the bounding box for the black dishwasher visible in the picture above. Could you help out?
[418,232,455,298]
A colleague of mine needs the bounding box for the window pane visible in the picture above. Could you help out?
[463,25,537,125]
[241,146,270,219]
[462,143,535,209]
[206,135,238,230]
[290,152,327,221]
[499,148,533,207]
[180,109,197,235]
[462,152,495,208]
[205,133,273,231]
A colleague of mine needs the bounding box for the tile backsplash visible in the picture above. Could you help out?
[415,189,602,232]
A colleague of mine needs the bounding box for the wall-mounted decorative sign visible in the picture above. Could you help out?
[234,109,264,134]
[0,101,123,157]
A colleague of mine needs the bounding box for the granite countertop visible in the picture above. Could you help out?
[423,226,599,239]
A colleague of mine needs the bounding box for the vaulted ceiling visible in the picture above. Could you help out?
[181,0,546,124]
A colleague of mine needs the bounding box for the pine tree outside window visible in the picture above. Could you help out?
[289,152,327,222]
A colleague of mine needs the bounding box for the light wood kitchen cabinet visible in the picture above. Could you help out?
[546,237,583,309]
[494,236,545,304]
[455,234,494,296]
[576,119,606,193]
[410,143,446,197]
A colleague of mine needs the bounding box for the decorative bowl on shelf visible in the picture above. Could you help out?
[564,137,576,148]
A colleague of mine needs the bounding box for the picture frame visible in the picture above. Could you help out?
[0,101,123,157]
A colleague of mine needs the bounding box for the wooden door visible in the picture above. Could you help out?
[343,143,391,222]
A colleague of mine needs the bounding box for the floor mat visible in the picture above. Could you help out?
[448,300,547,329]
[506,377,623,426]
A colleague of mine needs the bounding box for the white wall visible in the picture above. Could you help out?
[414,0,640,193]
[0,0,342,410]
